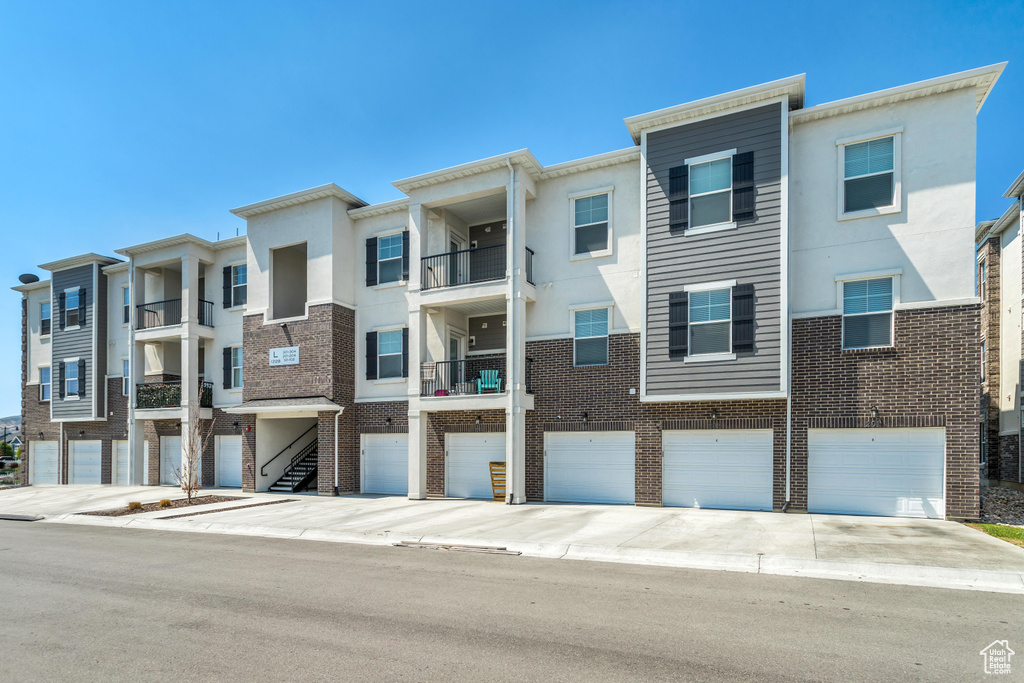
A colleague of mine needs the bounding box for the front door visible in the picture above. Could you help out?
[448,233,467,286]
[449,331,466,391]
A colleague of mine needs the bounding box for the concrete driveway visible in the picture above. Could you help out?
[5,485,1024,592]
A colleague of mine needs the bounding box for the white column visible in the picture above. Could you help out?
[181,253,199,324]
[407,410,428,499]
[130,333,147,484]
[506,163,529,504]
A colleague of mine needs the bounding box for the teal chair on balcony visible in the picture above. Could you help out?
[477,370,502,394]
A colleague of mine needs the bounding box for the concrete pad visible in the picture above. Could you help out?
[0,485,258,517]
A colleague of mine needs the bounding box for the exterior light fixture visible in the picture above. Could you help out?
[475,416,481,425]
[78,430,84,438]
[38,432,44,439]
[385,417,392,426]
[870,406,879,420]
[583,412,588,423]
[711,408,718,421]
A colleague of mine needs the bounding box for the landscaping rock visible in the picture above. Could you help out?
[980,487,1024,527]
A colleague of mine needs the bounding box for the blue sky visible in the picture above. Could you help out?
[1,0,1021,417]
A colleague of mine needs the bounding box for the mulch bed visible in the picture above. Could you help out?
[156,498,296,519]
[81,495,242,517]
[0,484,27,491]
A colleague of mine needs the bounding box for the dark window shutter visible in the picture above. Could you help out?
[365,331,377,380]
[668,292,688,358]
[401,230,410,281]
[223,266,232,308]
[732,152,755,222]
[77,359,86,397]
[401,327,409,378]
[223,347,232,389]
[668,165,688,233]
[78,287,86,325]
[58,362,65,399]
[58,292,66,330]
[365,237,378,287]
[732,283,755,353]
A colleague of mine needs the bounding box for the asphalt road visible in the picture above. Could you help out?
[0,522,1019,682]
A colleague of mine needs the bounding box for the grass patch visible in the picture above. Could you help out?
[966,523,1024,548]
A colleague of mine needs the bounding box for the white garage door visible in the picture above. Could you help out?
[114,440,129,486]
[217,436,242,488]
[362,434,408,495]
[663,430,774,511]
[808,428,945,519]
[161,436,182,485]
[70,440,102,485]
[545,432,635,505]
[447,433,505,499]
[32,441,59,485]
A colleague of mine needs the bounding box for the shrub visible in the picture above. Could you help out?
[158,499,171,508]
[127,501,142,510]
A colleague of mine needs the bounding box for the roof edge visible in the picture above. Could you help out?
[1004,169,1024,199]
[231,183,368,219]
[38,253,121,272]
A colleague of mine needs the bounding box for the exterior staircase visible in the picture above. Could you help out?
[269,441,318,493]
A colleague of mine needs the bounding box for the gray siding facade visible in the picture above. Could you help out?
[646,102,783,395]
[51,264,97,420]
[469,314,506,352]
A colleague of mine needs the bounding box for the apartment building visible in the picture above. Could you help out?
[15,63,1002,519]
[977,169,1024,485]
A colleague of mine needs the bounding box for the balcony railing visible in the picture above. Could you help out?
[135,381,213,409]
[526,247,535,285]
[420,356,533,397]
[136,298,214,329]
[421,244,506,291]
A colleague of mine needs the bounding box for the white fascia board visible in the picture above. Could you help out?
[392,149,543,193]
[1004,169,1024,199]
[230,183,368,218]
[640,390,788,403]
[11,279,50,294]
[39,253,121,272]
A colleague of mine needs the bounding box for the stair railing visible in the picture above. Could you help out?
[260,425,316,477]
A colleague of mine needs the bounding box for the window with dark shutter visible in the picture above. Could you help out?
[58,292,66,330]
[732,152,755,222]
[366,331,378,380]
[668,292,688,358]
[668,166,688,233]
[58,362,66,399]
[222,347,232,390]
[401,230,410,281]
[402,327,409,378]
[77,359,86,397]
[77,287,86,325]
[731,284,755,353]
[366,237,378,287]
[223,266,232,308]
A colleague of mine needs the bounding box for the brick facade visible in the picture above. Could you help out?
[999,433,1020,482]
[978,236,1001,479]
[791,305,981,519]
[424,410,505,497]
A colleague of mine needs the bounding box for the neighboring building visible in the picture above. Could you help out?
[14,63,1004,519]
[977,169,1024,485]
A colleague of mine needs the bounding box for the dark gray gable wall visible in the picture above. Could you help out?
[468,314,506,352]
[51,264,96,419]
[646,102,783,395]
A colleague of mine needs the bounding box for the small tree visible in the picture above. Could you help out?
[173,401,213,503]
[0,442,14,459]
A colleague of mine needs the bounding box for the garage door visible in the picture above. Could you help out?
[32,441,59,485]
[545,432,635,504]
[663,430,773,511]
[808,428,945,519]
[217,436,242,488]
[114,440,129,485]
[161,436,182,485]
[70,440,102,484]
[362,434,408,495]
[447,433,505,499]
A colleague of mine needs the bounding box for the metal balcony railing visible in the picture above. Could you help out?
[136,298,214,329]
[135,381,213,409]
[420,356,533,397]
[421,244,506,291]
[526,246,535,285]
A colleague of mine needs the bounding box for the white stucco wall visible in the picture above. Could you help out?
[210,242,246,408]
[790,89,977,314]
[105,269,130,387]
[999,215,1021,434]
[23,283,51,386]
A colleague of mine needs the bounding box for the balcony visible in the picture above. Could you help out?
[136,381,213,409]
[420,356,532,397]
[420,245,535,291]
[136,299,214,330]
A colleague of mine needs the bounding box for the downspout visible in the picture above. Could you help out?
[783,113,793,513]
[127,255,136,485]
[58,421,63,485]
[505,156,516,504]
[333,406,344,495]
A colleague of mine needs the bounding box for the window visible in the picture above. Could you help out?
[40,302,51,336]
[377,330,403,378]
[230,347,243,389]
[122,359,129,396]
[378,234,404,283]
[39,367,50,401]
[122,286,130,325]
[842,278,893,349]
[978,260,987,301]
[689,288,731,355]
[573,308,609,366]
[573,193,609,256]
[66,361,79,397]
[981,341,986,382]
[65,289,80,328]
[689,157,732,229]
[231,265,247,307]
[842,135,896,214]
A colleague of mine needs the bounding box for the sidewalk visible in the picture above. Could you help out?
[6,486,1024,593]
